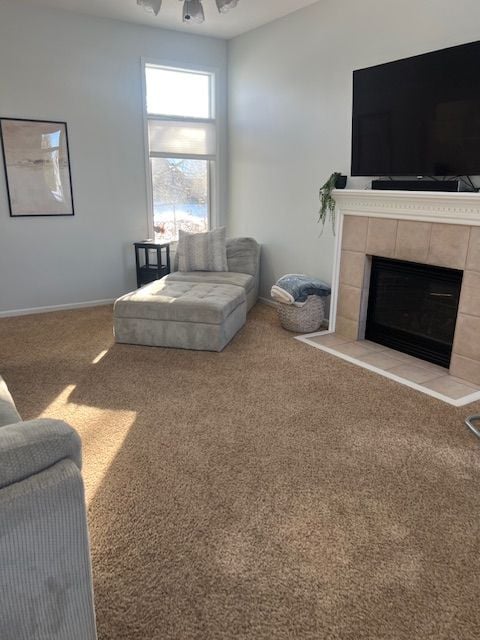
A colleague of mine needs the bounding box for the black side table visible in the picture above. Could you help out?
[134,241,171,288]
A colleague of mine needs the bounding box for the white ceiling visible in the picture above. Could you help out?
[17,0,321,39]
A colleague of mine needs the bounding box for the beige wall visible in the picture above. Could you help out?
[228,0,480,298]
[0,0,227,314]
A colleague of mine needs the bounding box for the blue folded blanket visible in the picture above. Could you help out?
[271,274,331,306]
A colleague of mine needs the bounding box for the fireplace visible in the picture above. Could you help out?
[326,191,480,391]
[365,257,463,368]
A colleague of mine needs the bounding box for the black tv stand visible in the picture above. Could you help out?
[371,179,461,193]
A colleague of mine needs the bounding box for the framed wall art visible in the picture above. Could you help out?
[0,118,74,217]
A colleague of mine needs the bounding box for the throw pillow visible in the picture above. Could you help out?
[177,227,228,272]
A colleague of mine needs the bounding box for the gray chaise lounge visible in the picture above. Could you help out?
[114,237,260,352]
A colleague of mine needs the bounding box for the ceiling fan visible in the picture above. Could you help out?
[137,0,240,24]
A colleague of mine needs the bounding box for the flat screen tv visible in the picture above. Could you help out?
[351,40,480,177]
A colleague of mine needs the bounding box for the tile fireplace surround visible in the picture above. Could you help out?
[298,189,480,406]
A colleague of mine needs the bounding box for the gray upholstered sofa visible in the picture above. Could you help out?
[0,376,97,640]
[114,237,260,352]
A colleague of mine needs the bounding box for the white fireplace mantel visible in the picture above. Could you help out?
[333,188,480,226]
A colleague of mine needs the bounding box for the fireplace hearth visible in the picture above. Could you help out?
[365,257,463,368]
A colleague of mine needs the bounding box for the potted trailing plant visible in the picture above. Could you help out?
[318,172,346,234]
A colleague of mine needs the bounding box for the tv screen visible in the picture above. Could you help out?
[351,41,480,177]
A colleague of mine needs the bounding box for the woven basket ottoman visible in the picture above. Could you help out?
[114,280,247,352]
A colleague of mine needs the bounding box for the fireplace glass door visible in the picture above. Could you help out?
[365,257,463,367]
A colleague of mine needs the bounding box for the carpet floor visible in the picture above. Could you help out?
[1,303,480,640]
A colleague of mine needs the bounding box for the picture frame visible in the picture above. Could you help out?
[0,118,74,217]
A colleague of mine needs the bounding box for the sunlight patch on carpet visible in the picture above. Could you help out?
[37,383,136,505]
[92,349,109,364]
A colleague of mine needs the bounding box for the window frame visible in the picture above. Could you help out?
[141,58,219,241]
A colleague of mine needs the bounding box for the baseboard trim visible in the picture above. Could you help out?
[0,298,115,318]
[258,296,276,307]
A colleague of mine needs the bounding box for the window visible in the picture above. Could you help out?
[143,64,216,242]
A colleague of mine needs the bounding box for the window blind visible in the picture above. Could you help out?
[148,119,216,160]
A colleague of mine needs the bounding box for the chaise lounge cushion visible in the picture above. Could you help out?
[114,280,245,325]
[170,237,261,311]
[164,271,254,294]
[114,280,247,352]
[224,237,260,277]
